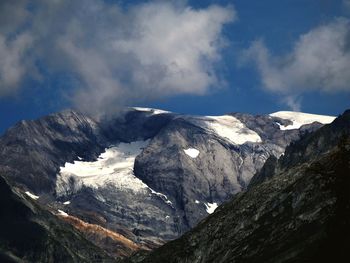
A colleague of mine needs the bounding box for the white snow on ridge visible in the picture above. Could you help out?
[149,188,173,206]
[270,111,335,130]
[25,191,39,200]
[184,148,200,158]
[187,115,262,145]
[63,201,70,205]
[57,141,150,194]
[132,107,170,115]
[204,202,218,214]
[57,209,69,217]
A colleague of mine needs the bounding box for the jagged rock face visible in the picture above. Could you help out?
[134,118,253,228]
[99,109,175,143]
[0,175,115,263]
[0,110,104,194]
[135,111,350,263]
[0,108,334,257]
[63,182,179,246]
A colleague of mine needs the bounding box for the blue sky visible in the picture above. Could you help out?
[0,0,349,134]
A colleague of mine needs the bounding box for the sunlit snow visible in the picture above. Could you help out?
[149,188,173,206]
[187,115,262,145]
[25,191,39,200]
[205,202,218,214]
[57,209,69,217]
[56,140,173,206]
[57,141,149,193]
[183,148,200,158]
[270,111,335,130]
[63,201,70,205]
[132,107,170,115]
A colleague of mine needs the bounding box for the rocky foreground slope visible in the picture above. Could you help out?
[130,110,350,263]
[0,107,335,258]
[0,175,115,263]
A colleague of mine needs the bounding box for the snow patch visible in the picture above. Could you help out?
[63,201,71,205]
[132,107,170,115]
[57,209,69,217]
[270,111,335,130]
[183,148,200,158]
[56,140,173,207]
[204,202,218,214]
[195,200,200,204]
[56,141,150,195]
[187,115,262,145]
[149,188,173,206]
[25,191,39,200]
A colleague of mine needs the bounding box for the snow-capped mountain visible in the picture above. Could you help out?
[0,107,335,257]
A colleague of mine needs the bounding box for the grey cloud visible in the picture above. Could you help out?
[242,18,350,110]
[0,0,29,34]
[0,0,235,116]
[0,33,33,96]
[0,0,32,96]
[344,0,350,11]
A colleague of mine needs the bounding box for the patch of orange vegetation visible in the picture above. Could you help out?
[59,213,143,257]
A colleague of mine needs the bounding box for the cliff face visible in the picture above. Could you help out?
[0,110,105,194]
[131,111,350,263]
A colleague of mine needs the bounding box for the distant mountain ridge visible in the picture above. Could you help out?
[0,107,335,259]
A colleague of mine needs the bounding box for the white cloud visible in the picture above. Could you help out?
[243,18,350,110]
[0,0,235,116]
[113,3,233,94]
[283,96,302,112]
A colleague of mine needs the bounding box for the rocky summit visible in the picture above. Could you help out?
[0,107,337,261]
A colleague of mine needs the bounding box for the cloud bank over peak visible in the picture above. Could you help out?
[243,18,350,111]
[0,0,235,116]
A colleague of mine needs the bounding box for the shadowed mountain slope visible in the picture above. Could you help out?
[0,175,115,263]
